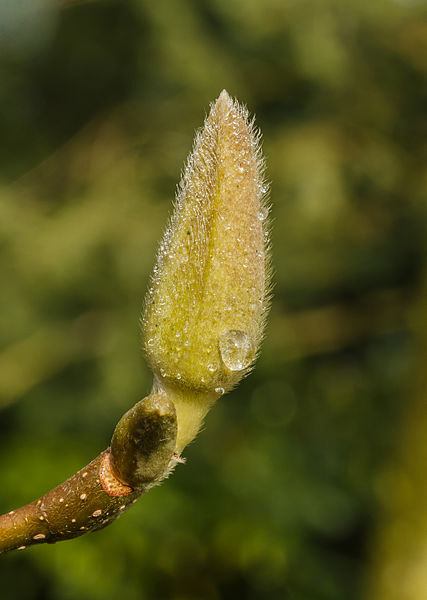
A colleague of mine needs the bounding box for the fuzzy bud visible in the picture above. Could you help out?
[142,90,270,451]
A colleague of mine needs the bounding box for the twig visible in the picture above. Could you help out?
[0,392,177,554]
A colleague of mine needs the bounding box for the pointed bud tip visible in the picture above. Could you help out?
[215,89,233,111]
[218,88,231,100]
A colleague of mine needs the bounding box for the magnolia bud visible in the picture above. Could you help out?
[142,90,270,451]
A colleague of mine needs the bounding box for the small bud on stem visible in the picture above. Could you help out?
[0,91,270,553]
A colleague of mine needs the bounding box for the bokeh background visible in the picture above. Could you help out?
[1,0,426,598]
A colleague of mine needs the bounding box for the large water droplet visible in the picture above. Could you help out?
[219,330,253,371]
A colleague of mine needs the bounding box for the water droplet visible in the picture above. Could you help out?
[147,338,155,347]
[215,387,225,395]
[219,330,254,371]
[258,207,268,221]
[160,368,167,378]
[208,364,217,373]
[176,373,182,380]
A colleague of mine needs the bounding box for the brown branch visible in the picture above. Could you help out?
[0,392,177,555]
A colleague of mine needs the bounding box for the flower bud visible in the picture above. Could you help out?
[142,90,270,450]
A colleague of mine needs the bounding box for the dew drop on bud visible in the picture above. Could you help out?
[215,387,225,395]
[258,207,268,221]
[219,330,254,371]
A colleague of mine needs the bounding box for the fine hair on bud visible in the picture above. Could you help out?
[142,90,271,451]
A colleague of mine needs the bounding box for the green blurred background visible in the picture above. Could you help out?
[1,0,426,598]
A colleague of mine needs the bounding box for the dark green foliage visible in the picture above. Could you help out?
[0,0,425,598]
